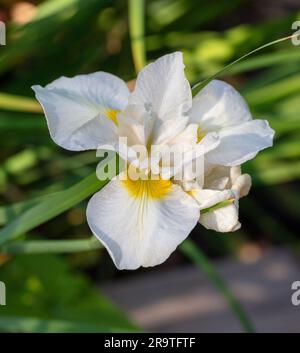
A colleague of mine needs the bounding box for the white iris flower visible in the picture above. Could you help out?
[32,52,274,270]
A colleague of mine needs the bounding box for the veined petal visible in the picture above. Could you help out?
[117,105,150,146]
[190,79,251,131]
[206,120,275,166]
[32,72,129,151]
[151,116,190,146]
[86,174,199,269]
[130,52,192,121]
[171,132,220,185]
[168,123,198,146]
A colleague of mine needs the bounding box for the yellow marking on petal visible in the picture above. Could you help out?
[187,189,199,198]
[197,127,206,143]
[122,175,172,200]
[105,108,120,125]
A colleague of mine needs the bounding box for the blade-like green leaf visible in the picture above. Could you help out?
[0,194,49,226]
[0,154,117,246]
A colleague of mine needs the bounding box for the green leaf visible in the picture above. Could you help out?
[0,195,49,226]
[180,239,255,333]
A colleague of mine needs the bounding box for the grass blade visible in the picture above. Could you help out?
[180,239,255,333]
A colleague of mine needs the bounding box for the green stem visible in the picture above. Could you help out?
[192,34,300,95]
[201,199,234,214]
[128,0,146,73]
[2,237,102,254]
[180,239,255,333]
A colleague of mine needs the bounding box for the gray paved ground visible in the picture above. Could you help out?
[103,249,300,332]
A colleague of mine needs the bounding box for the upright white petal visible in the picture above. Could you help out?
[151,116,190,146]
[130,52,192,121]
[232,173,252,198]
[86,174,199,270]
[32,72,129,151]
[190,80,274,166]
[190,80,251,130]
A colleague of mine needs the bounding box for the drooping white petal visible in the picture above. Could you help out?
[190,79,251,130]
[32,72,129,151]
[130,52,192,121]
[200,203,240,232]
[191,188,240,232]
[86,174,199,270]
[190,165,251,232]
[205,119,274,166]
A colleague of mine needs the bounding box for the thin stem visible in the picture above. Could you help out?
[201,199,234,214]
[128,0,146,73]
[192,34,300,95]
[180,239,255,333]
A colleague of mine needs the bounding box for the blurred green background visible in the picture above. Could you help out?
[0,0,300,333]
